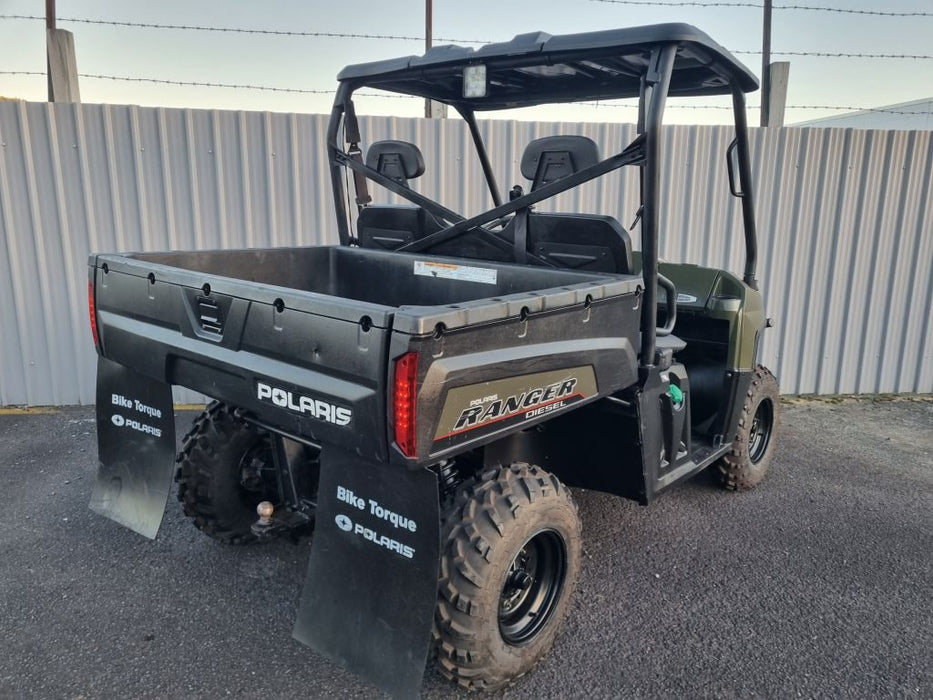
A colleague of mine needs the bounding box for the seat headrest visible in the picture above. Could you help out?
[520,136,600,190]
[365,140,425,186]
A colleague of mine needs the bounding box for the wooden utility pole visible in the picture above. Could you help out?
[46,0,55,101]
[424,0,447,118]
[759,0,789,127]
[765,62,790,127]
[760,0,772,126]
[424,0,432,118]
[46,0,81,102]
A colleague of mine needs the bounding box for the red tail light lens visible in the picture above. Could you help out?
[393,352,419,458]
[88,280,100,348]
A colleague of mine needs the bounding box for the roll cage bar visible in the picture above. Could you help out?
[325,34,759,372]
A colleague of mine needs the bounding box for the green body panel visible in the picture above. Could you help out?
[633,253,764,370]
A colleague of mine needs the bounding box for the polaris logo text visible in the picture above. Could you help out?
[453,378,578,431]
[110,413,162,438]
[256,382,352,426]
[353,523,415,559]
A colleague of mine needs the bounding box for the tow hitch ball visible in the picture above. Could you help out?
[250,501,315,540]
[251,501,283,540]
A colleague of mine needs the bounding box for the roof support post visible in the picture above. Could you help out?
[457,107,503,207]
[731,86,759,289]
[327,83,353,246]
[639,44,676,370]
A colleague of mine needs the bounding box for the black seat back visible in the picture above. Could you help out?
[521,136,600,190]
[365,140,425,187]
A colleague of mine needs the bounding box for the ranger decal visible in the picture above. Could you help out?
[433,366,598,442]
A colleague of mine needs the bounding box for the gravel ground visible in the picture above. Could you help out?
[0,400,930,699]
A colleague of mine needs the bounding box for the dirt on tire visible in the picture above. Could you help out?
[433,462,582,691]
[717,364,781,491]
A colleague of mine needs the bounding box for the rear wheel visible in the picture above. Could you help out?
[716,365,780,491]
[175,402,279,543]
[433,463,582,691]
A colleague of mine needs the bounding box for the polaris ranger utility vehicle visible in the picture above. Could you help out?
[88,23,779,696]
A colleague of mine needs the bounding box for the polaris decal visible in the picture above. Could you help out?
[256,381,352,426]
[433,366,598,442]
[334,485,418,559]
[109,392,164,437]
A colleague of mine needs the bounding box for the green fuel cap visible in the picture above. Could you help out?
[668,384,683,405]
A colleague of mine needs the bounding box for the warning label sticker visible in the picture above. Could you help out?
[413,260,497,285]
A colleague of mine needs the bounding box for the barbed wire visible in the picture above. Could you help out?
[0,71,415,98]
[734,50,933,59]
[3,70,930,115]
[0,15,491,44]
[588,0,933,17]
[2,14,930,60]
[584,101,931,115]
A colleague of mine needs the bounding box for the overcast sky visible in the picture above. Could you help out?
[1,0,931,125]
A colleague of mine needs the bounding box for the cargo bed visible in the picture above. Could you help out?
[90,246,643,463]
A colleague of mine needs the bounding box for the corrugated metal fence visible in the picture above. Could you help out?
[0,101,930,405]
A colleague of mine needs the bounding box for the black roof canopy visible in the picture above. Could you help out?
[337,23,759,110]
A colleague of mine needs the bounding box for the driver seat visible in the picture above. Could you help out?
[357,140,437,249]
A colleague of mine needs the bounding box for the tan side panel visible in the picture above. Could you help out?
[433,366,598,442]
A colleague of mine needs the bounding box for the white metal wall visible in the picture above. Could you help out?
[0,101,930,405]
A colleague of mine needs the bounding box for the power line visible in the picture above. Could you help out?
[0,15,492,44]
[588,0,933,17]
[3,70,930,115]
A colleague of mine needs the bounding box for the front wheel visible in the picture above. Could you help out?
[433,463,582,691]
[716,365,780,491]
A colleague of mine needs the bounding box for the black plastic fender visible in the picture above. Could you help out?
[90,357,177,539]
[294,446,440,698]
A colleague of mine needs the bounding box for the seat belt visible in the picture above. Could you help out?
[508,184,529,264]
[344,100,372,207]
[513,208,529,264]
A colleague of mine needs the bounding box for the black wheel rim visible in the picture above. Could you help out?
[237,438,278,504]
[748,399,774,464]
[498,529,567,645]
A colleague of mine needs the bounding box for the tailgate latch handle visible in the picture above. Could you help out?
[196,295,224,335]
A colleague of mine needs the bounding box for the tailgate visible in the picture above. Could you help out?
[91,254,392,461]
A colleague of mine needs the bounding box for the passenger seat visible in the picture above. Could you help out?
[512,135,633,274]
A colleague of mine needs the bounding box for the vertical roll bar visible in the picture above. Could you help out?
[639,44,677,369]
[458,107,503,208]
[731,87,759,290]
[327,83,352,246]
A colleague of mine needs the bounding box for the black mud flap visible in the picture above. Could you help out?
[90,357,176,539]
[294,447,440,698]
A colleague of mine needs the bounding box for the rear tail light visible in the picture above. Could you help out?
[393,352,419,458]
[88,280,100,349]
